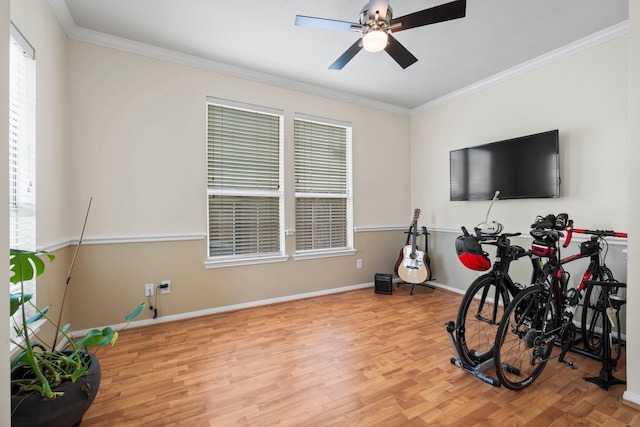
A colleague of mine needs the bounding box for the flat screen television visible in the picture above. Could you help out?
[450,129,560,201]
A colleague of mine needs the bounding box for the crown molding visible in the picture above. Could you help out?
[47,0,628,119]
[47,0,410,116]
[411,20,629,116]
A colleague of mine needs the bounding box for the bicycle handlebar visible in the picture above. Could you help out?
[460,225,521,242]
[563,227,628,247]
[563,228,572,248]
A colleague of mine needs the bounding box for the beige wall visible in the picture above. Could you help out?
[411,35,629,233]
[67,41,412,240]
[66,231,403,330]
[62,39,412,328]
[410,33,630,304]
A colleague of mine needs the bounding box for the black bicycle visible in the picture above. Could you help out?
[453,225,543,367]
[493,221,627,390]
[560,226,627,354]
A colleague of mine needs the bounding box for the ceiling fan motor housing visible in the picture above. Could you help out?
[359,4,393,28]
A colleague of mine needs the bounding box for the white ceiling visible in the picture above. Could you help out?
[49,0,629,112]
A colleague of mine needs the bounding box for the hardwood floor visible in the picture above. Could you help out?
[82,285,639,426]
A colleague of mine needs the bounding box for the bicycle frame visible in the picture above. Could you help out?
[472,227,541,299]
[491,218,628,390]
[559,228,627,316]
[532,227,627,359]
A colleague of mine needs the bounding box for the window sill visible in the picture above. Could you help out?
[204,254,289,269]
[293,248,357,261]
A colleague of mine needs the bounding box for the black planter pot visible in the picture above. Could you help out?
[11,351,101,427]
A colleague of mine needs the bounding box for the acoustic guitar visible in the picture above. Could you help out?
[396,209,430,284]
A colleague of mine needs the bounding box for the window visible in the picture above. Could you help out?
[9,23,36,347]
[294,114,353,256]
[206,98,285,266]
[9,24,35,251]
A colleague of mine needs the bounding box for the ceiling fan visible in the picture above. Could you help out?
[295,0,466,70]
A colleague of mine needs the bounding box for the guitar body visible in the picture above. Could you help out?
[394,225,412,275]
[397,245,429,284]
[422,226,433,281]
[396,209,432,284]
[424,252,433,281]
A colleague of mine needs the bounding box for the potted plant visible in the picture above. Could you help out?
[9,248,144,427]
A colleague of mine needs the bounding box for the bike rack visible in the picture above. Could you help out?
[583,280,627,390]
[444,321,501,387]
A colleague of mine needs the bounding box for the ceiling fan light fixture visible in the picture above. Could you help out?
[362,30,388,52]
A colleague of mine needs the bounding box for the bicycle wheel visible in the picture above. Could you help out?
[494,285,555,390]
[455,273,510,366]
[581,267,616,354]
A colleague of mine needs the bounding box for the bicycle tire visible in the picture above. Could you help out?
[581,267,616,354]
[494,285,555,390]
[455,273,510,366]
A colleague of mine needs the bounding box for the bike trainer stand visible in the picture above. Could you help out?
[445,321,501,387]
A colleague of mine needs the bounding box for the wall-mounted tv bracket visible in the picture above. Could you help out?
[444,321,501,387]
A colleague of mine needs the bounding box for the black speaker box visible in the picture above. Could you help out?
[374,273,393,295]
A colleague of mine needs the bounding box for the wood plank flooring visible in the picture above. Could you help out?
[81,285,639,426]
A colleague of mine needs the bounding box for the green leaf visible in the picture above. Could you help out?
[70,365,88,382]
[75,327,115,348]
[9,293,33,316]
[10,349,28,370]
[9,249,55,284]
[124,303,146,321]
[100,327,115,346]
[26,304,50,324]
[111,331,119,346]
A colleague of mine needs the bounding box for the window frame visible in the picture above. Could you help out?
[293,113,355,260]
[9,22,38,352]
[205,97,287,268]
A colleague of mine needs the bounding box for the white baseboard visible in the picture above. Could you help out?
[426,281,465,296]
[71,281,375,337]
[623,390,640,406]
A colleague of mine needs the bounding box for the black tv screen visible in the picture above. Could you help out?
[450,130,560,201]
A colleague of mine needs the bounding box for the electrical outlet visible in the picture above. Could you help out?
[160,280,171,294]
[145,283,154,297]
[357,259,363,269]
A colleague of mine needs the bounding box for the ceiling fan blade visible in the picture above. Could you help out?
[368,0,389,21]
[384,34,418,69]
[389,0,466,33]
[295,15,361,32]
[329,39,363,70]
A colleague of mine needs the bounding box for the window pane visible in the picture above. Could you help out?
[209,195,281,256]
[295,197,347,250]
[208,105,280,190]
[294,120,347,194]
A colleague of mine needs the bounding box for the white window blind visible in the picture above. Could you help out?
[9,24,35,251]
[9,23,37,347]
[207,100,284,259]
[294,115,352,252]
